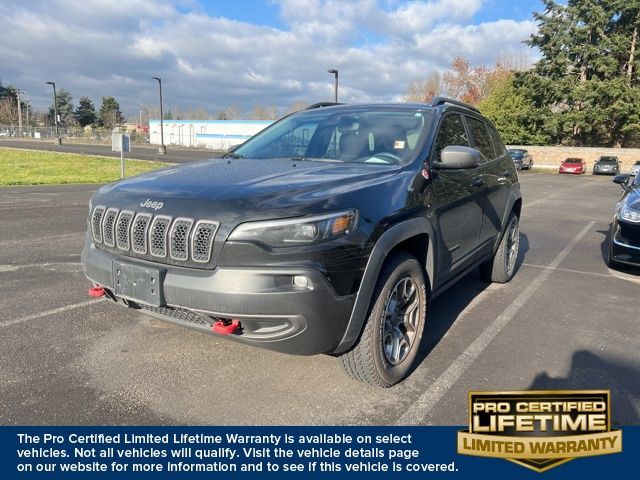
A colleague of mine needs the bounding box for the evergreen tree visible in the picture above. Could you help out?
[98,96,124,129]
[74,96,97,127]
[520,0,640,147]
[478,75,550,145]
[47,88,75,125]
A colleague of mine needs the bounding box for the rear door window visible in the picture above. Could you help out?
[488,126,507,157]
[465,116,496,161]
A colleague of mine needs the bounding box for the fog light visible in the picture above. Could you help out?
[293,275,309,288]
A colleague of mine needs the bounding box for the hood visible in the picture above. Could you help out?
[92,157,402,223]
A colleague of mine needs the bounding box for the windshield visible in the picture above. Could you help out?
[508,149,524,159]
[563,158,582,164]
[231,107,432,165]
[598,156,617,163]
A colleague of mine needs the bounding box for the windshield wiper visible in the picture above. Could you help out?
[290,157,343,163]
[220,152,244,159]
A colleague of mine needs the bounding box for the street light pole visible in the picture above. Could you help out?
[327,69,339,102]
[46,81,61,145]
[151,77,166,154]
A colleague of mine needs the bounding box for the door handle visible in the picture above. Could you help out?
[471,175,484,187]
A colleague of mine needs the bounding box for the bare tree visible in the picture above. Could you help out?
[404,73,443,102]
[251,104,279,120]
[139,103,160,126]
[216,105,242,120]
[284,100,309,114]
[182,108,211,120]
[0,97,18,126]
[442,57,514,106]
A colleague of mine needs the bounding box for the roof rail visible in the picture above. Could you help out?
[430,96,480,113]
[305,102,344,110]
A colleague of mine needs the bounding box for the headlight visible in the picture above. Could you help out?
[228,210,358,247]
[620,205,640,223]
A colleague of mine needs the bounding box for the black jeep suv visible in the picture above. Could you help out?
[82,98,522,387]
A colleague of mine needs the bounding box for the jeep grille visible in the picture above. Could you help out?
[90,206,218,266]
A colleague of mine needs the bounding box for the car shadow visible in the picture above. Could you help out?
[527,350,640,426]
[409,231,530,377]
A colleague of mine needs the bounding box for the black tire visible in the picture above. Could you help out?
[480,214,520,283]
[338,252,427,387]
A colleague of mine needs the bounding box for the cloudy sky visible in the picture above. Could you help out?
[0,0,542,119]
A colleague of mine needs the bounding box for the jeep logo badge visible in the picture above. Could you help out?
[139,199,164,210]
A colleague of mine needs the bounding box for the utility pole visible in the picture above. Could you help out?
[16,90,23,136]
[46,81,62,145]
[26,99,30,137]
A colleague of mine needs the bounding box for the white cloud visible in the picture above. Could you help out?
[0,0,538,118]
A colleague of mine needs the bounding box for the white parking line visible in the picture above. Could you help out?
[0,299,104,329]
[525,179,599,208]
[522,263,611,278]
[522,263,640,285]
[396,221,596,425]
[609,270,640,285]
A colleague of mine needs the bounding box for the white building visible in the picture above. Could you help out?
[149,119,272,150]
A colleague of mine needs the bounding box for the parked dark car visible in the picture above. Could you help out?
[507,148,533,170]
[559,157,586,174]
[82,98,522,387]
[593,156,620,175]
[608,173,640,268]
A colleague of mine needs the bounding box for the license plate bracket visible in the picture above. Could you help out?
[113,261,165,307]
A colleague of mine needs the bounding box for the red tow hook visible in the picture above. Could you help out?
[88,286,105,298]
[213,319,241,335]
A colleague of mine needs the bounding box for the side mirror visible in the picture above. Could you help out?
[613,173,630,187]
[612,173,631,185]
[434,146,482,170]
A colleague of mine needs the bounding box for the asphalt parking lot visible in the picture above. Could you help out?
[0,172,638,426]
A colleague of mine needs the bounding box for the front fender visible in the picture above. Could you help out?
[333,217,434,354]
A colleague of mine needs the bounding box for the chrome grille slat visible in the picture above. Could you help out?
[170,218,194,261]
[90,206,216,265]
[131,213,152,254]
[91,206,106,243]
[115,210,134,251]
[149,215,172,258]
[102,208,119,247]
[192,221,219,263]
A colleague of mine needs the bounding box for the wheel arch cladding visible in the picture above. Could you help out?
[333,218,433,354]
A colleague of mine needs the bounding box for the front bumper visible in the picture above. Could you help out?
[594,167,618,175]
[82,239,356,355]
[610,219,640,267]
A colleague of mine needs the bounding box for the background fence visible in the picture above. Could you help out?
[0,125,150,145]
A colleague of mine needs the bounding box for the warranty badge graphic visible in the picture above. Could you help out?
[457,391,622,472]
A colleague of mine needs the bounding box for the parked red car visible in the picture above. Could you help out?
[559,158,587,174]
